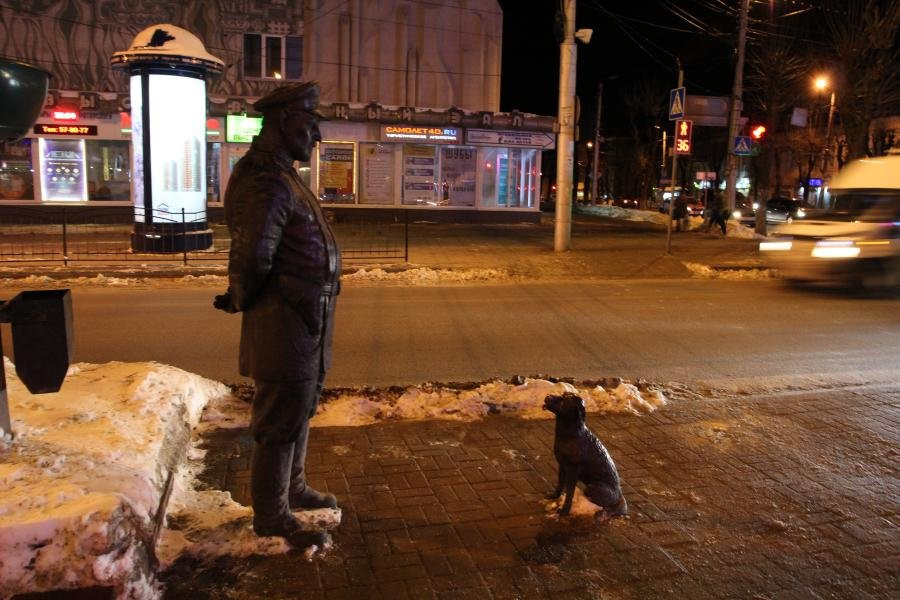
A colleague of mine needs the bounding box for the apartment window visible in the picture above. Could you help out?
[243,34,303,80]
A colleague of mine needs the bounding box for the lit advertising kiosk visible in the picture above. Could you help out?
[110,25,223,252]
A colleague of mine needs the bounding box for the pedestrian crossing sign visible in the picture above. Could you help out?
[734,135,754,156]
[669,87,686,120]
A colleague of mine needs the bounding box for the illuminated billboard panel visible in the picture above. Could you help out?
[130,73,206,223]
[130,75,144,215]
[38,138,88,201]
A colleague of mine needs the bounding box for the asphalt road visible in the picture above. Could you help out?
[4,279,897,388]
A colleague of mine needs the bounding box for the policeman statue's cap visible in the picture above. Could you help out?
[252,82,327,118]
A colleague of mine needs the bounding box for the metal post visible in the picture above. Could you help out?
[724,0,750,213]
[404,209,409,263]
[554,0,576,252]
[141,69,153,228]
[589,82,603,206]
[0,328,10,436]
[666,66,684,255]
[61,207,68,267]
[181,208,188,266]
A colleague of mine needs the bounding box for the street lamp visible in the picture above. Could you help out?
[813,75,836,207]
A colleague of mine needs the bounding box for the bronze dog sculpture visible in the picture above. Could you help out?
[544,392,627,520]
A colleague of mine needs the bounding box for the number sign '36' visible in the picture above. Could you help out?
[674,119,693,155]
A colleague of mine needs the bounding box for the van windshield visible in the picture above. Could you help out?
[829,193,900,223]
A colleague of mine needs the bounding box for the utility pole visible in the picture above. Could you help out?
[818,90,836,207]
[554,0,576,252]
[665,63,684,255]
[589,81,603,206]
[724,0,750,213]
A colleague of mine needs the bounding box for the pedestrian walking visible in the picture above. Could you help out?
[708,192,729,236]
[213,82,341,549]
[673,195,688,231]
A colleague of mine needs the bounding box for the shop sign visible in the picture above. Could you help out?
[381,125,461,144]
[465,129,554,149]
[226,114,263,143]
[53,110,79,120]
[33,124,98,136]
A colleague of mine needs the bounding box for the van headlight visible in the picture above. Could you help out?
[796,209,806,218]
[732,210,742,219]
[811,240,860,258]
[760,239,792,251]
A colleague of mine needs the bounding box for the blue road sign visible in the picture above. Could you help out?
[669,87,686,120]
[734,135,754,156]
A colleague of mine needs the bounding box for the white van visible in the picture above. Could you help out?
[759,154,900,290]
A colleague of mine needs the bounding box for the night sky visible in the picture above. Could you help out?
[496,0,830,134]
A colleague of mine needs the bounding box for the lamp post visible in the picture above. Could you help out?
[814,76,836,207]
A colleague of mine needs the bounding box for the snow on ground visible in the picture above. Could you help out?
[725,220,765,239]
[342,266,509,285]
[577,204,764,239]
[217,377,667,429]
[0,360,229,599]
[578,204,674,225]
[0,359,668,597]
[684,262,776,280]
[0,267,514,288]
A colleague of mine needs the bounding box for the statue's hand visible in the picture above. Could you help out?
[213,292,238,314]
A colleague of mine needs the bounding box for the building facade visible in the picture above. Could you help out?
[0,0,552,221]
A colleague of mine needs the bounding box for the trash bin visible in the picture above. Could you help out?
[7,289,73,394]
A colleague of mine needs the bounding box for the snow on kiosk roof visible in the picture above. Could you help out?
[110,24,224,74]
[828,155,900,191]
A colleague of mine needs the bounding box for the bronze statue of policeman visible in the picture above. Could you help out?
[214,82,340,548]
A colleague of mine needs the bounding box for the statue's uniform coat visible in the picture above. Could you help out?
[224,141,341,384]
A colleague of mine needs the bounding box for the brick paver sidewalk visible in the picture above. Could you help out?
[162,385,899,599]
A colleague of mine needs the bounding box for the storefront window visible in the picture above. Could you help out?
[207,142,221,203]
[439,146,476,206]
[402,144,438,205]
[85,140,130,201]
[0,139,35,200]
[481,147,538,208]
[318,142,355,203]
[359,143,395,205]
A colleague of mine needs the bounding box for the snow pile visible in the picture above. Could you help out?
[156,486,339,569]
[312,377,667,427]
[342,266,509,285]
[684,262,775,280]
[0,360,229,599]
[578,204,671,225]
[0,274,150,287]
[2,267,513,288]
[726,221,764,239]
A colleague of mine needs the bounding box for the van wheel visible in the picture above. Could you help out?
[857,258,899,296]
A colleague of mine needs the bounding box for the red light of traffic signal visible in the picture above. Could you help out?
[751,125,767,140]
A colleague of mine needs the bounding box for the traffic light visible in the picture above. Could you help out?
[750,124,767,140]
